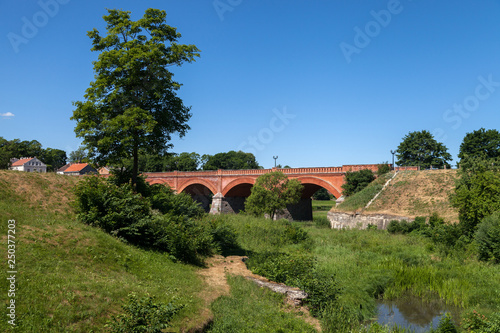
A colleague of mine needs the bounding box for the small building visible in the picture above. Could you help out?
[9,157,47,173]
[57,163,96,176]
[98,166,112,175]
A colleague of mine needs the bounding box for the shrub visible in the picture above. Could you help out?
[73,176,151,233]
[148,183,204,218]
[342,169,376,196]
[107,293,184,333]
[461,309,500,333]
[377,162,391,176]
[475,212,500,263]
[203,215,239,254]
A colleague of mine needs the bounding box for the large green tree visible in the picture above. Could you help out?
[451,157,500,237]
[202,151,260,170]
[71,8,200,188]
[245,171,303,220]
[396,130,452,169]
[458,128,500,167]
[41,148,67,171]
[341,169,375,196]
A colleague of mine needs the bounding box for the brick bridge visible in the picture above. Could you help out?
[145,164,398,220]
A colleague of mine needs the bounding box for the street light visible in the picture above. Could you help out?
[390,150,395,170]
[273,156,278,168]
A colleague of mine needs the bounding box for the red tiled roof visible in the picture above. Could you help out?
[64,163,89,172]
[11,158,33,166]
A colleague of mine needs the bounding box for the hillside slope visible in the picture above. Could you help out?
[365,169,459,222]
[0,171,206,332]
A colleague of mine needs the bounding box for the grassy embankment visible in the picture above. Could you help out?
[0,171,318,332]
[333,170,459,223]
[0,171,205,332]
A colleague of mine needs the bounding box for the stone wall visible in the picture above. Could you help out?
[328,211,412,230]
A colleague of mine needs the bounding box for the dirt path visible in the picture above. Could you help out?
[191,255,322,332]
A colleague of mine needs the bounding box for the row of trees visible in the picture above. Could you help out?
[128,150,261,172]
[0,137,67,171]
[396,128,500,169]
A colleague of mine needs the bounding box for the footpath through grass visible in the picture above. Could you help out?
[0,171,205,332]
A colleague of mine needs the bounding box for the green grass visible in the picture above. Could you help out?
[207,275,318,332]
[221,214,500,332]
[312,199,336,218]
[335,172,393,212]
[0,171,205,332]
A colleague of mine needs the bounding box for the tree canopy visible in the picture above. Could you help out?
[396,130,452,169]
[71,8,200,187]
[458,128,500,167]
[0,137,66,171]
[245,171,303,220]
[202,151,260,170]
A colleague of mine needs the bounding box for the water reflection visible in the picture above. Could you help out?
[375,296,460,332]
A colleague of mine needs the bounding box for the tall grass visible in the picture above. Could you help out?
[222,213,500,332]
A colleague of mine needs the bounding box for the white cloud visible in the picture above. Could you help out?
[1,112,15,117]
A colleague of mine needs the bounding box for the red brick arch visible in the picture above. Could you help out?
[177,179,218,195]
[294,176,342,199]
[222,177,256,196]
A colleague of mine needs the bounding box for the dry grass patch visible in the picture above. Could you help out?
[366,170,459,222]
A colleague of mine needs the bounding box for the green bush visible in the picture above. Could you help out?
[313,188,332,200]
[342,169,376,196]
[203,215,239,254]
[73,175,221,264]
[461,309,500,333]
[475,212,500,263]
[377,163,391,176]
[73,176,151,233]
[107,293,184,333]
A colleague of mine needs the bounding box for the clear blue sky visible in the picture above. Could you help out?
[1,0,500,168]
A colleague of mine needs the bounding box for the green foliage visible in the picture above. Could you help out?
[342,169,375,196]
[458,128,500,166]
[71,8,200,187]
[430,313,458,333]
[451,159,500,237]
[68,146,89,163]
[461,309,500,333]
[73,175,217,264]
[107,293,184,333]
[475,212,500,263]
[0,137,67,170]
[245,171,303,220]
[314,215,331,228]
[313,187,332,200]
[337,172,393,211]
[202,150,260,170]
[203,215,239,254]
[396,130,452,169]
[377,162,391,176]
[73,175,151,233]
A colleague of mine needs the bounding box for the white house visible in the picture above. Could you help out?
[9,157,47,173]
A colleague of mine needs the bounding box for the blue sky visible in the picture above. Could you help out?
[1,0,500,169]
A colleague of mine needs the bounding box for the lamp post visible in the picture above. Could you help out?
[390,150,395,171]
[273,156,278,168]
